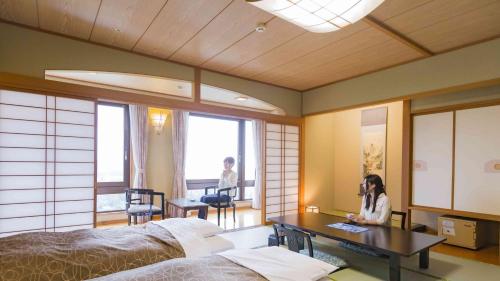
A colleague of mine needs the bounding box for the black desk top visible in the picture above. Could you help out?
[269,213,445,257]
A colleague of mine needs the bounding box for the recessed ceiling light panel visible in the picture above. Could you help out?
[246,0,384,33]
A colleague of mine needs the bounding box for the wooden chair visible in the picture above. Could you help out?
[391,211,407,230]
[125,189,164,225]
[273,224,312,256]
[201,186,237,226]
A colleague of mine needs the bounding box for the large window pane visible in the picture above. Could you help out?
[97,194,125,212]
[185,116,239,180]
[97,104,125,182]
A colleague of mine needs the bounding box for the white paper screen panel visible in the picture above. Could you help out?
[0,90,95,236]
[265,123,300,221]
[412,112,453,209]
[454,105,500,215]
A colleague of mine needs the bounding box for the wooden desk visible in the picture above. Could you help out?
[165,198,209,220]
[269,213,446,281]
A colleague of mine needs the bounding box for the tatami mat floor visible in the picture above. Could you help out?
[223,226,500,281]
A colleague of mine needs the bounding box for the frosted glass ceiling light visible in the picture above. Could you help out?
[247,0,384,33]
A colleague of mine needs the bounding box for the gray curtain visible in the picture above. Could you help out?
[171,110,189,216]
[252,120,263,209]
[129,104,149,189]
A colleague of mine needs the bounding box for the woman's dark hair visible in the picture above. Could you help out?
[364,174,386,213]
[224,157,235,165]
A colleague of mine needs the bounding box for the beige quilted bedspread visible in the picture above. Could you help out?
[0,223,184,281]
[88,255,267,281]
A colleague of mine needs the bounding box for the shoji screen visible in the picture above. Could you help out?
[0,90,95,237]
[265,123,299,221]
[412,112,453,209]
[454,105,500,215]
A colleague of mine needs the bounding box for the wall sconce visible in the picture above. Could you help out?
[151,112,166,135]
[305,205,319,213]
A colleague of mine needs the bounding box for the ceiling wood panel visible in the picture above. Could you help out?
[405,1,500,52]
[370,0,433,21]
[169,0,273,66]
[133,0,231,59]
[0,0,38,27]
[90,0,167,50]
[252,26,390,82]
[275,40,423,90]
[230,21,369,79]
[37,0,101,39]
[201,17,304,73]
[1,0,500,90]
[381,0,497,38]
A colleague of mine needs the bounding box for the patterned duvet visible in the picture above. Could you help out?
[0,223,184,281]
[88,255,267,281]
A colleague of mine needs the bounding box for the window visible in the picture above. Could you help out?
[185,114,256,201]
[96,102,130,212]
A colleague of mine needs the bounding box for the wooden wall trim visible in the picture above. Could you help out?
[298,119,305,214]
[194,68,201,103]
[363,16,433,57]
[401,100,411,227]
[411,97,500,115]
[0,72,301,125]
[409,205,500,222]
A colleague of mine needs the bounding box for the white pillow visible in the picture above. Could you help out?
[156,218,223,238]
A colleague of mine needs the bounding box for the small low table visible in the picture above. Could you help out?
[165,198,209,220]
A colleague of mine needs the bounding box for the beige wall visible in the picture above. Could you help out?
[0,22,301,117]
[302,38,500,114]
[304,101,403,214]
[147,108,174,207]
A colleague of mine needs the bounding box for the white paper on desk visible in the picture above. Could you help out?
[442,226,456,236]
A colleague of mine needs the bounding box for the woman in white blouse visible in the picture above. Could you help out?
[348,174,391,226]
[219,157,237,189]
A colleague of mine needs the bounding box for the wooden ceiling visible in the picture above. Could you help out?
[1,0,499,91]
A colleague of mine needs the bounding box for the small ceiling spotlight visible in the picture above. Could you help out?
[255,22,267,32]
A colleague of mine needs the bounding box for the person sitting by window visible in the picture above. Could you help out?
[218,156,238,190]
[348,174,391,226]
[198,157,238,218]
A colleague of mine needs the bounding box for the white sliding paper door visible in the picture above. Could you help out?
[454,105,500,215]
[412,112,454,209]
[265,123,300,221]
[0,90,95,237]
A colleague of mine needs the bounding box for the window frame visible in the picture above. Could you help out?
[185,113,255,201]
[96,101,131,195]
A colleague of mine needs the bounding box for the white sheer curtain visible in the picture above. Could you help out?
[129,104,149,188]
[171,110,189,216]
[252,120,263,209]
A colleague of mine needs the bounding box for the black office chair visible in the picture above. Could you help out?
[391,211,407,230]
[125,189,165,225]
[201,185,237,226]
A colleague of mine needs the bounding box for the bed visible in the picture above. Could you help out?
[88,246,338,281]
[0,218,233,281]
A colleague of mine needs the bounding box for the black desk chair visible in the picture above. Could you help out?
[125,188,165,225]
[201,185,237,226]
[391,211,407,230]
